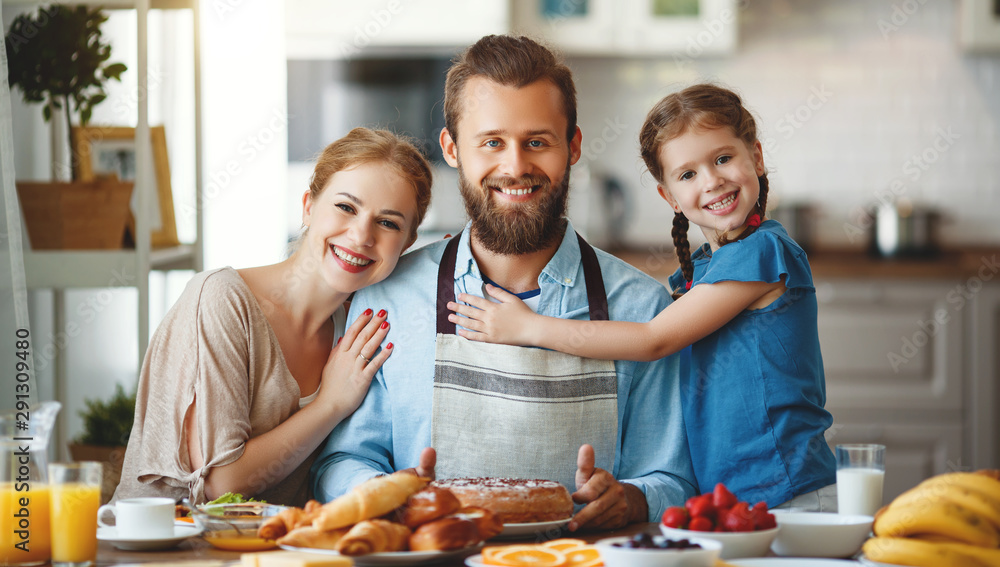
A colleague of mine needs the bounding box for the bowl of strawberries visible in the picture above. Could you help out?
[659,483,779,559]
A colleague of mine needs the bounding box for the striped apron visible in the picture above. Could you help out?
[431,233,619,493]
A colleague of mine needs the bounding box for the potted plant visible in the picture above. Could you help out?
[68,383,136,503]
[5,4,133,249]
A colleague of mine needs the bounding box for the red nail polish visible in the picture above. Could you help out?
[363,308,373,316]
[377,309,387,318]
[336,337,342,345]
[380,321,389,329]
[386,343,393,349]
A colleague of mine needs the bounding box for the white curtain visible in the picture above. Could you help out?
[0,0,38,410]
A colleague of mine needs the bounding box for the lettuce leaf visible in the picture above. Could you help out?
[205,492,264,505]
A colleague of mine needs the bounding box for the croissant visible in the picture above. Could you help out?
[334,519,411,556]
[314,472,429,531]
[258,500,323,540]
[276,525,349,549]
[401,486,462,528]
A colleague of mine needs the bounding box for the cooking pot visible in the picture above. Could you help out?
[869,201,941,258]
[770,204,815,252]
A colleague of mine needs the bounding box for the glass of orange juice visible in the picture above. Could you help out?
[47,462,102,567]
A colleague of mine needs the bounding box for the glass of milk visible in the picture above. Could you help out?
[835,444,885,516]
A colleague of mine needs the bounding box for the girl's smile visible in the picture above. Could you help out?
[704,191,741,215]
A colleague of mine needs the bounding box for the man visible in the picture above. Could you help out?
[311,35,696,530]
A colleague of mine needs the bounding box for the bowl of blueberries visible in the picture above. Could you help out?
[595,532,722,567]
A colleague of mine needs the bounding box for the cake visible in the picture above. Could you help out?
[430,478,573,524]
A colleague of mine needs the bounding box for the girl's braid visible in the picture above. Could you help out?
[671,211,693,297]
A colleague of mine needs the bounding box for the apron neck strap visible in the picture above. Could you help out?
[436,230,609,335]
[577,232,609,322]
[437,233,463,335]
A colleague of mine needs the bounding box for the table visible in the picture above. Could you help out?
[96,523,657,567]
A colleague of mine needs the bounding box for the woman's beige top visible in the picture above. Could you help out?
[113,267,344,506]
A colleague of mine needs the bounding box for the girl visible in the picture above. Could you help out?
[447,84,837,510]
[114,128,433,506]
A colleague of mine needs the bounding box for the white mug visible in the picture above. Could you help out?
[97,497,175,539]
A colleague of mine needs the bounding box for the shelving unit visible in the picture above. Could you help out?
[7,0,203,452]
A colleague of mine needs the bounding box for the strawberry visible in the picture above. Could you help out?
[686,493,717,521]
[688,516,715,532]
[756,512,777,530]
[712,482,738,510]
[750,501,771,529]
[721,501,755,532]
[661,506,689,529]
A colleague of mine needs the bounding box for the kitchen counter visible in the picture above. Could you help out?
[612,246,1000,283]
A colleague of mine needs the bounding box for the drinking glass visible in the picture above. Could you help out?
[48,462,102,567]
[836,443,885,516]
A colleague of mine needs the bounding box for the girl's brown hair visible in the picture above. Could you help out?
[309,127,433,244]
[639,84,770,292]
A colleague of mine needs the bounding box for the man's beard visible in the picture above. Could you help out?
[458,161,571,256]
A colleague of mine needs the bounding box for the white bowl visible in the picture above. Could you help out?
[596,535,722,567]
[660,524,779,560]
[769,511,873,558]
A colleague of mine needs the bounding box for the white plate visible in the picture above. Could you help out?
[97,522,203,551]
[279,544,482,566]
[729,560,861,566]
[495,519,571,539]
[857,557,915,567]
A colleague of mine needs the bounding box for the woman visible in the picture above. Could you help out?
[113,128,433,506]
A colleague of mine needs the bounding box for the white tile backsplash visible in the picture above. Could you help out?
[568,0,1000,248]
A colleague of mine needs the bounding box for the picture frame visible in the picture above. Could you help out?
[72,125,180,248]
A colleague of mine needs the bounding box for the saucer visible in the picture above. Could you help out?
[97,523,203,551]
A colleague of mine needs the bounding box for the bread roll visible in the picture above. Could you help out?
[454,506,503,540]
[401,487,462,528]
[408,516,480,552]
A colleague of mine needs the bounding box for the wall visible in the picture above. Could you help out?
[570,0,1000,249]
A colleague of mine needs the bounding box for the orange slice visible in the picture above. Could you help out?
[563,546,603,567]
[541,539,587,552]
[483,545,527,563]
[484,546,569,567]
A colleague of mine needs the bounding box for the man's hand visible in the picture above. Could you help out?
[401,447,436,479]
[568,444,647,531]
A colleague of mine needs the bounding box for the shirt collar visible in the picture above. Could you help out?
[451,218,583,289]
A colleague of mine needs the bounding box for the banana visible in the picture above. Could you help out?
[921,472,1000,504]
[894,480,1000,530]
[863,537,992,567]
[934,540,1000,565]
[873,498,1000,547]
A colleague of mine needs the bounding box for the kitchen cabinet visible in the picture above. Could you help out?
[816,277,999,502]
[285,0,510,59]
[512,0,738,56]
